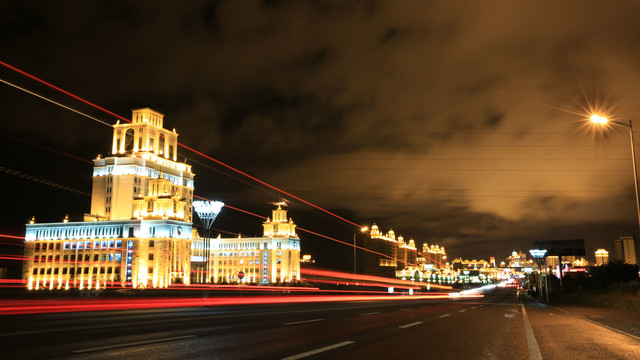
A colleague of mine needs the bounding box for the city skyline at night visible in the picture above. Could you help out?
[4,1,640,268]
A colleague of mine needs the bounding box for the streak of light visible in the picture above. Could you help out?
[0,293,475,316]
[300,277,420,290]
[300,268,452,290]
[0,234,24,240]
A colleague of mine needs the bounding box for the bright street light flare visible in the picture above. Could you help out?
[590,114,608,124]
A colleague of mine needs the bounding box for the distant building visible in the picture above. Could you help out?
[191,205,301,284]
[362,224,398,278]
[595,249,609,266]
[546,256,559,267]
[301,254,315,264]
[421,243,447,269]
[23,108,194,290]
[508,250,527,268]
[397,237,417,270]
[613,236,637,265]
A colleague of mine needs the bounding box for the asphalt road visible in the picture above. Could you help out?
[1,288,639,359]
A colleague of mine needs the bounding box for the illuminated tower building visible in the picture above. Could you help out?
[363,224,398,278]
[595,249,609,266]
[191,204,301,284]
[397,237,417,270]
[613,236,637,265]
[422,243,447,269]
[23,108,194,290]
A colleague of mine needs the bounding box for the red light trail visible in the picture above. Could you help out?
[0,293,482,316]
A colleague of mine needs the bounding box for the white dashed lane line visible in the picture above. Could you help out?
[398,321,423,329]
[283,319,325,326]
[439,314,451,318]
[359,312,380,316]
[281,341,355,360]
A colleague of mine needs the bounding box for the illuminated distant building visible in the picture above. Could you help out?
[572,258,588,267]
[191,204,301,284]
[397,237,417,270]
[23,108,194,290]
[508,250,527,268]
[301,255,315,264]
[421,243,447,269]
[363,224,398,278]
[546,256,559,267]
[595,249,609,266]
[613,236,637,265]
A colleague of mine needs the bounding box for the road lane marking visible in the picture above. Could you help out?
[459,309,467,312]
[520,303,543,360]
[398,308,410,311]
[359,312,380,316]
[398,321,423,329]
[284,318,324,325]
[72,335,197,353]
[282,341,355,360]
[471,306,477,309]
[438,314,451,318]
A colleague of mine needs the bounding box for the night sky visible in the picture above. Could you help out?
[3,1,640,268]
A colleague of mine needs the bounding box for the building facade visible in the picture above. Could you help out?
[613,236,637,265]
[191,205,301,284]
[362,224,398,278]
[595,249,609,266]
[23,108,194,289]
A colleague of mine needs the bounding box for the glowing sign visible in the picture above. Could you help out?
[529,249,547,259]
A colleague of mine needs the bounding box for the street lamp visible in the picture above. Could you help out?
[590,115,640,235]
[354,226,369,275]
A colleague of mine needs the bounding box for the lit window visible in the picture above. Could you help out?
[108,253,114,261]
[115,253,122,261]
[100,254,106,261]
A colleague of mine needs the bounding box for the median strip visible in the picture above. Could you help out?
[398,321,423,329]
[284,318,325,325]
[72,335,197,353]
[281,341,355,360]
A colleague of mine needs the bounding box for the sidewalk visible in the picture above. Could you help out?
[551,304,640,339]
[523,297,640,359]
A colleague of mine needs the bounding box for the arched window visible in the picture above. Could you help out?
[124,129,135,152]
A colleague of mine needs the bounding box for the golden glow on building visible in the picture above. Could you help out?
[23,108,193,290]
[595,248,609,266]
[191,205,301,284]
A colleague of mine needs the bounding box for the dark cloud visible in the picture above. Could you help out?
[3,0,640,264]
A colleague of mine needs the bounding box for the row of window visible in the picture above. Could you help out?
[34,252,123,263]
[32,266,122,275]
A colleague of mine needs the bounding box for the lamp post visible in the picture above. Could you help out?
[193,200,224,284]
[354,226,368,275]
[590,115,640,235]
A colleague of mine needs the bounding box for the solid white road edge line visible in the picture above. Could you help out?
[520,303,543,360]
